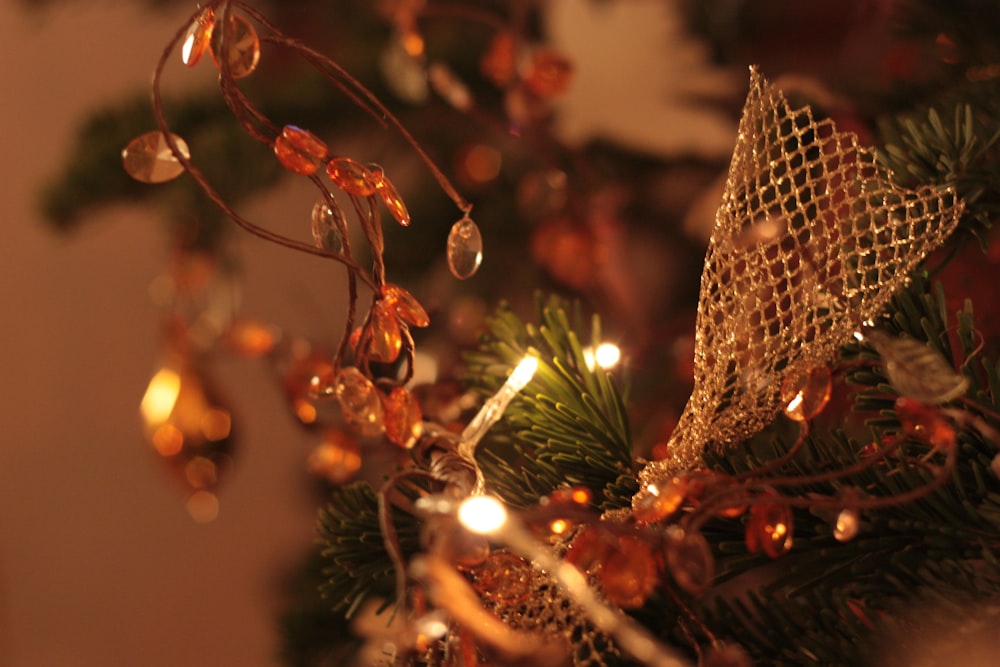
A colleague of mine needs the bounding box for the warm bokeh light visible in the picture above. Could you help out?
[186,490,220,523]
[458,496,508,535]
[140,367,181,426]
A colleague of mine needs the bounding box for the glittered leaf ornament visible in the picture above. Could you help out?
[638,67,963,493]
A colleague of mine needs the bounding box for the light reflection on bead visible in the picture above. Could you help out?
[327,157,379,196]
[181,8,215,66]
[745,491,793,558]
[781,365,832,422]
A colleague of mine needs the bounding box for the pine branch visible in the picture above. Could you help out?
[463,294,637,510]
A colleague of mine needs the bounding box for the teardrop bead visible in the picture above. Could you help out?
[181,8,215,66]
[209,12,260,79]
[372,171,411,226]
[334,367,385,437]
[274,125,329,176]
[781,365,832,422]
[633,477,688,525]
[446,217,483,279]
[383,386,423,448]
[122,131,190,184]
[381,283,429,327]
[326,157,379,196]
[311,200,346,252]
[368,300,403,363]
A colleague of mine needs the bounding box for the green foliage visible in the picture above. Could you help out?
[317,481,420,618]
[878,94,1000,245]
[688,274,1000,665]
[463,294,637,510]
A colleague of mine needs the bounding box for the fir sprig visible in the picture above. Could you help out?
[463,294,637,510]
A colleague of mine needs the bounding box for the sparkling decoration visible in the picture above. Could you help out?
[326,157,379,196]
[181,8,215,67]
[637,67,963,492]
[368,300,404,363]
[745,492,794,559]
[447,216,483,280]
[122,131,190,184]
[633,477,688,525]
[209,11,260,79]
[308,428,362,484]
[381,283,429,328]
[468,550,533,606]
[895,397,957,451]
[665,528,714,595]
[866,329,969,404]
[310,200,346,252]
[383,386,422,448]
[781,365,833,422]
[334,367,386,437]
[274,125,329,176]
[377,174,411,226]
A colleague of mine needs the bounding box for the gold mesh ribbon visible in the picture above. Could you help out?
[638,67,964,492]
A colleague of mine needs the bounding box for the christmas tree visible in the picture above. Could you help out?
[44,1,1000,665]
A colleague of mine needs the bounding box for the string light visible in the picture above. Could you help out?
[458,354,538,461]
[458,495,508,535]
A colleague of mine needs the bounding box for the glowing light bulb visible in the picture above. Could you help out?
[458,495,508,534]
[508,355,539,391]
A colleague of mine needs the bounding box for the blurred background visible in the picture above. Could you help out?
[1,0,982,665]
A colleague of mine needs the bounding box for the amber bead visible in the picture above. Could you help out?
[308,428,362,484]
[209,12,260,79]
[468,550,533,605]
[447,216,483,279]
[745,492,793,559]
[599,535,659,609]
[684,470,747,518]
[274,125,329,176]
[368,300,403,363]
[375,173,411,226]
[480,31,515,87]
[564,525,608,573]
[895,397,956,451]
[181,8,215,67]
[634,478,687,524]
[383,386,423,448]
[781,365,833,422]
[381,283,430,328]
[334,367,385,437]
[311,200,346,252]
[665,528,714,595]
[327,157,379,196]
[282,349,335,425]
[547,485,593,507]
[833,508,860,542]
[122,131,190,184]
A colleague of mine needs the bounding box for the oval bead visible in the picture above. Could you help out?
[310,200,346,252]
[745,492,794,559]
[378,176,411,226]
[333,367,385,437]
[383,386,423,448]
[122,131,190,184]
[381,283,429,327]
[665,528,714,595]
[274,125,329,176]
[326,157,379,196]
[781,365,832,422]
[181,8,215,67]
[446,217,483,279]
[209,13,260,79]
[367,300,403,363]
